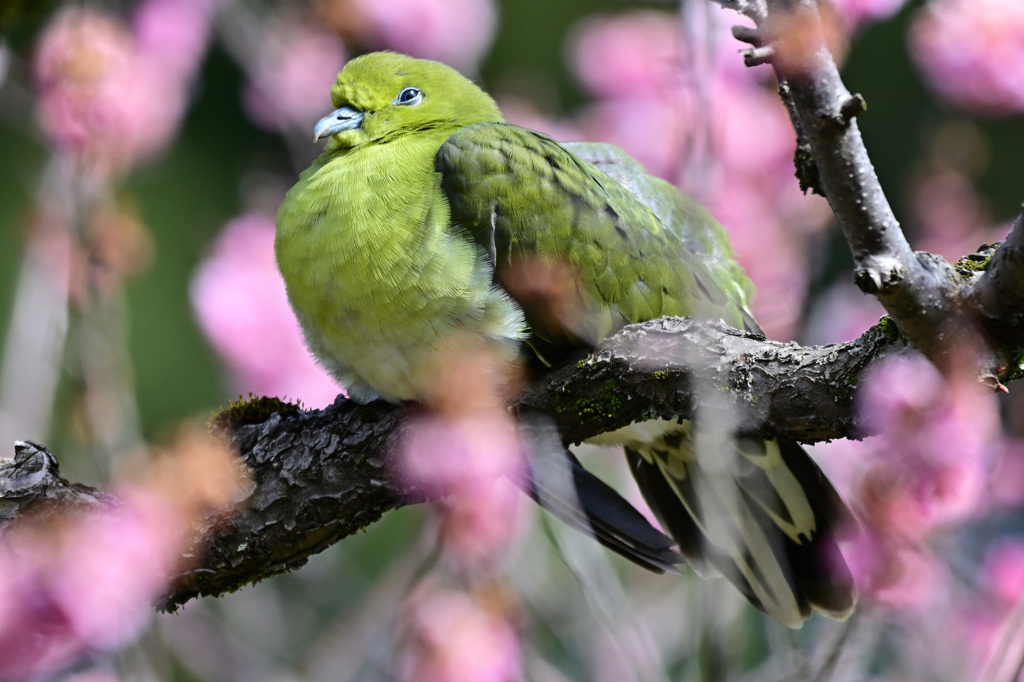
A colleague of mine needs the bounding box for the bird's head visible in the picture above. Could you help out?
[313,51,504,149]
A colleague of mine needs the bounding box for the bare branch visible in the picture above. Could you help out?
[518,317,904,445]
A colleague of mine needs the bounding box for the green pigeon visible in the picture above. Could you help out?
[275,51,856,627]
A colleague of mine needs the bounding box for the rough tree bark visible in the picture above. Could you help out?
[2,0,1024,612]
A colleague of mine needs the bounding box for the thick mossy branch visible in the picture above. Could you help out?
[518,317,906,445]
[0,317,913,611]
[161,397,411,612]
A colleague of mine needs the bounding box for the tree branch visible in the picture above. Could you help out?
[971,207,1024,363]
[0,317,909,611]
[715,0,966,365]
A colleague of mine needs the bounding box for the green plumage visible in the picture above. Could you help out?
[276,51,856,627]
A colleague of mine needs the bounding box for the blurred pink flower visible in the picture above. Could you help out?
[570,11,681,100]
[191,214,341,408]
[133,0,218,83]
[349,0,497,72]
[858,356,997,531]
[980,538,1024,607]
[0,430,245,681]
[843,529,944,609]
[990,440,1024,508]
[833,355,1001,609]
[909,0,1024,115]
[829,0,909,30]
[0,491,182,680]
[952,539,1024,677]
[244,19,346,131]
[33,2,216,175]
[398,588,521,682]
[399,412,529,569]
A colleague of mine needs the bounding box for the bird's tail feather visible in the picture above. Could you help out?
[626,430,856,628]
[520,446,684,574]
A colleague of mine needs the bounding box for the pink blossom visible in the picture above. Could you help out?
[398,588,521,682]
[990,440,1024,508]
[244,20,346,131]
[909,0,1024,115]
[190,214,341,408]
[829,0,909,30]
[33,7,200,174]
[950,540,1024,677]
[0,491,182,680]
[133,0,217,83]
[857,356,997,531]
[0,431,245,680]
[569,11,681,100]
[837,355,1001,610]
[842,528,945,609]
[348,0,497,73]
[980,539,1024,608]
[399,412,529,568]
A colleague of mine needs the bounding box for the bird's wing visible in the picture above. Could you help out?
[437,124,857,626]
[436,123,758,361]
[563,141,760,335]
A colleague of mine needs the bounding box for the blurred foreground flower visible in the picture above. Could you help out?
[0,429,248,681]
[398,340,530,570]
[33,1,217,175]
[400,413,529,570]
[844,355,999,607]
[397,584,522,682]
[191,213,340,408]
[910,0,1024,115]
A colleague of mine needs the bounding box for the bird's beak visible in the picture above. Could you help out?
[313,106,365,141]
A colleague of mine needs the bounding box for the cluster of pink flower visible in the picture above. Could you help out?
[393,343,529,681]
[829,0,909,31]
[837,355,1000,610]
[33,0,221,176]
[190,214,340,408]
[399,410,529,572]
[910,0,1024,115]
[396,583,521,682]
[0,431,247,680]
[0,491,181,680]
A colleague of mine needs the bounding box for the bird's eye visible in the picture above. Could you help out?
[395,87,423,106]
